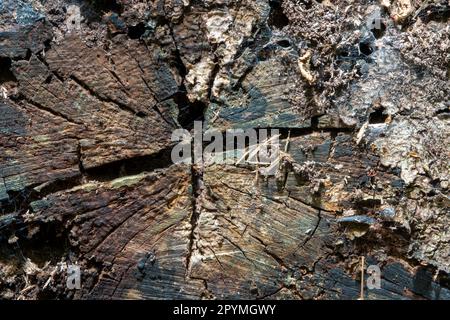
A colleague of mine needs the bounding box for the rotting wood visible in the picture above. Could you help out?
[0,0,449,300]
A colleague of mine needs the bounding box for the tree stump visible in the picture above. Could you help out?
[0,0,449,300]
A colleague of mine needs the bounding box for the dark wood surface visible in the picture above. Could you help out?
[0,0,449,300]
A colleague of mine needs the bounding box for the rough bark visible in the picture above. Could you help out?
[0,0,449,300]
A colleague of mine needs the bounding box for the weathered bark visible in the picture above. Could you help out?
[0,0,449,300]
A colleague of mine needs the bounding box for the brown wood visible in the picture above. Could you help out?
[0,0,449,300]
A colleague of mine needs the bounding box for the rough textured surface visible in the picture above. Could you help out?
[0,0,449,300]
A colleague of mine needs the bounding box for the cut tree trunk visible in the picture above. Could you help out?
[0,0,449,300]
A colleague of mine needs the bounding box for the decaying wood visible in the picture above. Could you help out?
[0,0,449,300]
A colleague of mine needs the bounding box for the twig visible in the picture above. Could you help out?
[359,256,365,300]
